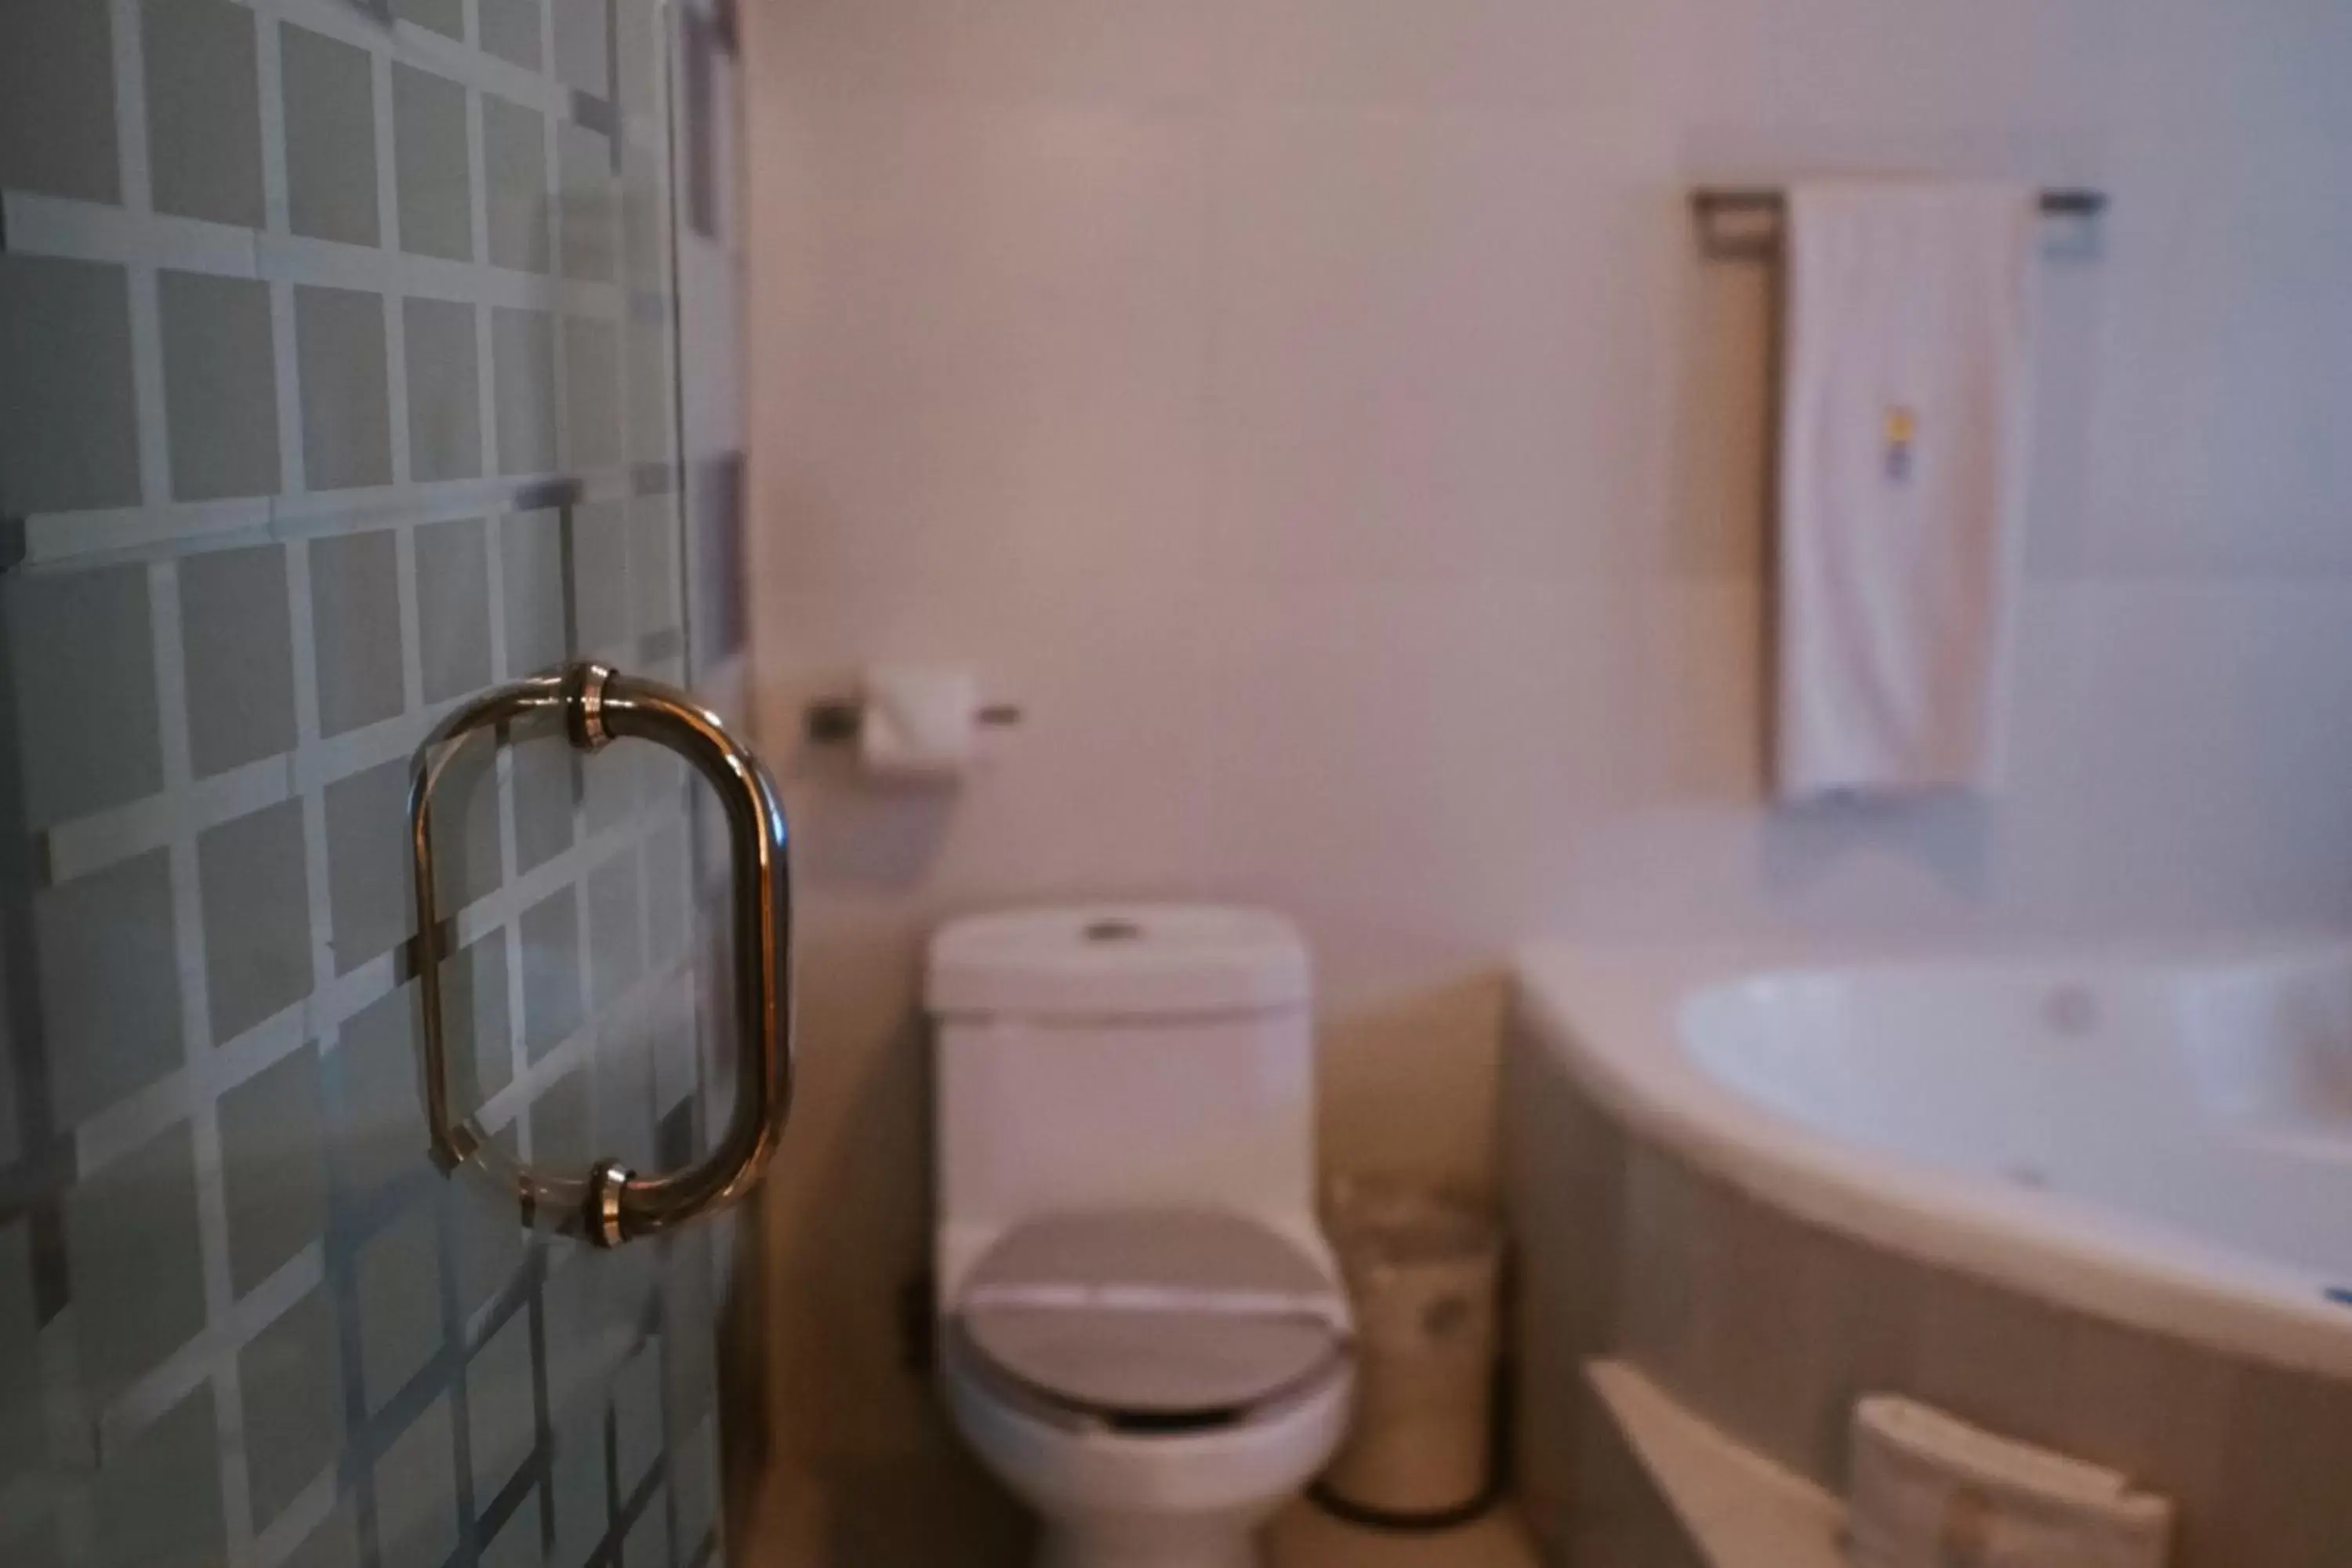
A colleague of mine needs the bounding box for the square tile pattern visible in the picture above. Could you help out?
[238,1285,348,1527]
[309,529,408,736]
[503,508,572,675]
[0,256,140,516]
[394,0,468,44]
[325,758,423,975]
[34,849,182,1127]
[426,728,510,913]
[493,307,561,475]
[159,270,281,501]
[394,63,476,263]
[485,96,555,275]
[511,731,579,875]
[0,0,121,205]
[285,1500,365,1568]
[283,23,383,248]
[5,563,162,827]
[358,1204,445,1413]
[336,983,430,1205]
[482,0,546,71]
[179,545,299,778]
[559,124,622,282]
[96,1383,228,1568]
[296,286,396,492]
[143,0,267,230]
[0,5,721,1568]
[405,299,488,484]
[416,516,495,699]
[197,797,314,1040]
[217,1043,328,1294]
[468,1305,538,1504]
[65,1123,209,1406]
[376,1394,461,1568]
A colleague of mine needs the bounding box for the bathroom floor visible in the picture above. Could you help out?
[1269,1501,1540,1567]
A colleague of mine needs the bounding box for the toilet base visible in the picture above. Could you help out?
[1036,1517,1265,1568]
[941,1324,1352,1568]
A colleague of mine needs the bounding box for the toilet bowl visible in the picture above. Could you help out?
[942,1292,1353,1568]
[927,907,1353,1568]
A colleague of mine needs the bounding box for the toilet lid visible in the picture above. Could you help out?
[956,1210,1348,1417]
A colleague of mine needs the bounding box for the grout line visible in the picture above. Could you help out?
[372,45,403,255]
[284,532,352,1105]
[122,262,175,517]
[475,307,504,483]
[251,1461,342,1568]
[482,504,533,1159]
[74,1009,300,1182]
[543,112,570,479]
[21,469,602,572]
[95,1241,325,1460]
[394,524,427,713]
[538,0,558,111]
[62,905,698,1465]
[468,60,502,491]
[47,728,668,1051]
[464,49,493,273]
[4,191,605,313]
[272,279,307,498]
[256,13,294,240]
[212,1354,261,1566]
[108,0,172,510]
[431,1164,484,1568]
[143,556,266,1561]
[386,296,417,492]
[145,561,212,1068]
[108,0,153,217]
[260,0,572,118]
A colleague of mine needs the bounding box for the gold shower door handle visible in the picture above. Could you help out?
[408,662,793,1247]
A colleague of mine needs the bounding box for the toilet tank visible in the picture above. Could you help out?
[927,906,1316,1287]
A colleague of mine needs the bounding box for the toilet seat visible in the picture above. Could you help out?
[953,1210,1350,1422]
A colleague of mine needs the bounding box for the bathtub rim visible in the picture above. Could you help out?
[1512,938,2352,1384]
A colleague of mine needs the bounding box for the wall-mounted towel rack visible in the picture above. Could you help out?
[1692,187,2107,260]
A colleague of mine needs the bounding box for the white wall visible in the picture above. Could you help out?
[737,0,2352,1546]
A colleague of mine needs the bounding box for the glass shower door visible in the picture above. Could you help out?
[0,2,755,1566]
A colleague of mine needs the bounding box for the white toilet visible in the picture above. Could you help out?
[927,905,1357,1568]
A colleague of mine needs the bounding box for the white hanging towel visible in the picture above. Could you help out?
[1776,180,2041,799]
[1848,1396,2173,1568]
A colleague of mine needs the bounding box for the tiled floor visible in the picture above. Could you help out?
[744,1472,1542,1566]
[1269,1500,1541,1567]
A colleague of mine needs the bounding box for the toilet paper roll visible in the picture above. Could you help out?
[859,664,981,781]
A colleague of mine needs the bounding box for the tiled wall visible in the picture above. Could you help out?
[736,0,2352,1548]
[1502,1016,2352,1568]
[0,3,739,1567]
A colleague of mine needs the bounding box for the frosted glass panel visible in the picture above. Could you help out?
[0,5,742,1567]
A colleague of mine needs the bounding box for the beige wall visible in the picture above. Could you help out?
[737,0,2352,1552]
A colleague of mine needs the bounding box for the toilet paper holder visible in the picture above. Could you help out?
[804,695,1024,745]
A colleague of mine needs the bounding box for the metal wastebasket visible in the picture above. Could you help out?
[1315,1176,1504,1527]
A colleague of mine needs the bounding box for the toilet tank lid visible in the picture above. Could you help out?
[927,904,1310,1018]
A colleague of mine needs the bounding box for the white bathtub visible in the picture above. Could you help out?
[1515,939,2352,1382]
